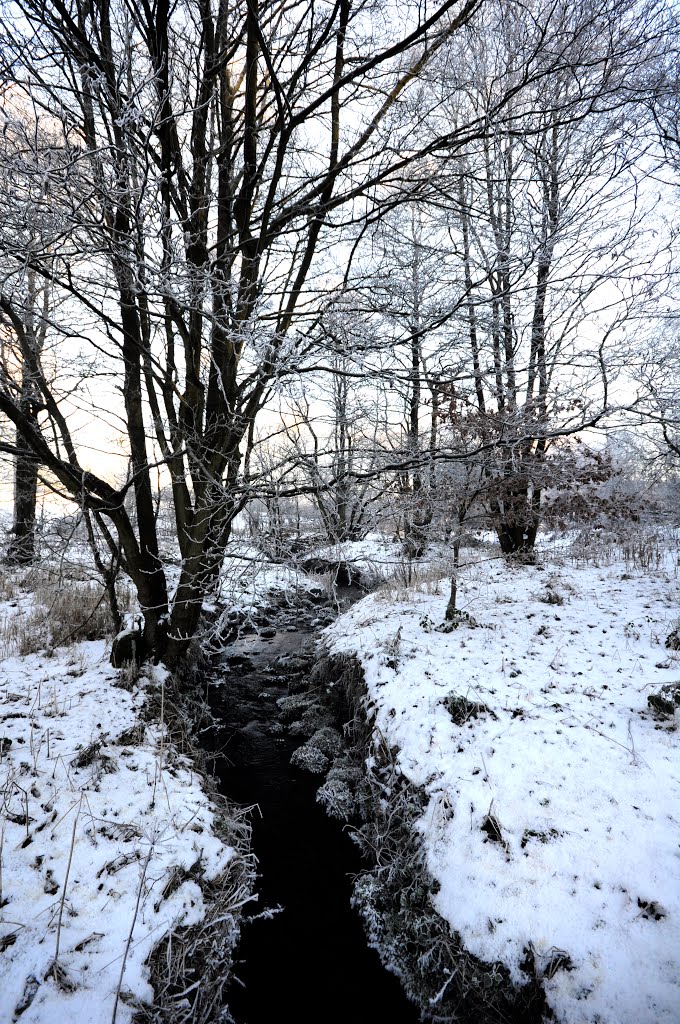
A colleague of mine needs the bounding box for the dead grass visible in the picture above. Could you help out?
[139,805,254,1024]
[375,563,450,603]
[0,575,134,657]
[567,524,671,571]
[135,659,256,1024]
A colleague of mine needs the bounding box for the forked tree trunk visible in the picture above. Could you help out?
[493,482,541,560]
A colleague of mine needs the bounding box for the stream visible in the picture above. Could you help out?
[208,589,419,1024]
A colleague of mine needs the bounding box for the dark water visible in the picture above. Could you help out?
[209,605,419,1024]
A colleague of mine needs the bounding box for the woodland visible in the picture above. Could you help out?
[1,3,680,1022]
[0,0,678,662]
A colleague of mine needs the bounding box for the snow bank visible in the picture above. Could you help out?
[325,557,680,1023]
[0,642,238,1024]
[216,542,327,609]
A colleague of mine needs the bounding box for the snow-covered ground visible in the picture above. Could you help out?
[0,641,241,1024]
[305,534,407,578]
[216,542,328,609]
[325,552,680,1023]
[5,530,679,1024]
[0,537,337,1024]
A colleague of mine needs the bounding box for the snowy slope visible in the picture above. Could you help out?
[0,643,237,1024]
[325,555,680,1023]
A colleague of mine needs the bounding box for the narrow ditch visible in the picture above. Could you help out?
[207,590,419,1024]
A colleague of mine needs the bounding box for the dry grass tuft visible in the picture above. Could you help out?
[568,523,669,571]
[140,806,254,1024]
[0,576,133,657]
[136,661,255,1023]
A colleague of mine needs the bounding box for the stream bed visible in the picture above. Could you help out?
[207,594,419,1024]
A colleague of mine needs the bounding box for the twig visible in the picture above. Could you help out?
[111,845,153,1024]
[0,822,4,913]
[54,794,82,963]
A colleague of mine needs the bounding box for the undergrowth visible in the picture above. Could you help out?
[0,566,133,657]
[566,523,672,571]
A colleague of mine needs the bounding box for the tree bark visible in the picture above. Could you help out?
[6,423,39,565]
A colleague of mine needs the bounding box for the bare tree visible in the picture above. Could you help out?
[0,0,672,670]
[289,354,389,545]
[296,0,672,574]
[0,0,483,664]
[435,0,669,557]
[361,206,462,555]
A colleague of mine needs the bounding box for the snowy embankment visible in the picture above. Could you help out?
[325,555,680,1023]
[0,641,246,1024]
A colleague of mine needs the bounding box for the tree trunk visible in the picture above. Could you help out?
[494,482,540,560]
[6,415,39,565]
[445,536,462,620]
